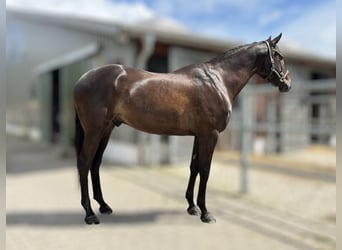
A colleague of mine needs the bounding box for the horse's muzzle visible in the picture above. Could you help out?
[279,82,291,92]
[278,73,291,92]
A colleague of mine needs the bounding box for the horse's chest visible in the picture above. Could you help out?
[202,93,232,132]
[214,110,231,132]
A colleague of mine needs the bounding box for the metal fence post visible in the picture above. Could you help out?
[240,89,253,194]
[150,134,161,166]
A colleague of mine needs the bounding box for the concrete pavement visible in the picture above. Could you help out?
[6,136,336,250]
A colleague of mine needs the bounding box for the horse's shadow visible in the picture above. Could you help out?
[6,209,184,227]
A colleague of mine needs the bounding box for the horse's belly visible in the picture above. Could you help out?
[123,115,195,136]
[131,124,193,136]
[119,105,195,136]
[116,84,197,135]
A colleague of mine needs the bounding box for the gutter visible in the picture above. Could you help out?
[33,43,100,75]
[135,33,156,70]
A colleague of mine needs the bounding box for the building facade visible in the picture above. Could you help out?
[6,8,336,165]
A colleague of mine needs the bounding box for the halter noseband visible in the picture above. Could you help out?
[263,41,289,83]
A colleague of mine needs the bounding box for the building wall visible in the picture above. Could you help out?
[7,13,137,144]
[279,64,335,153]
[7,12,336,165]
[6,14,97,112]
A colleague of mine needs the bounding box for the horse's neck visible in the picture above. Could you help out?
[210,45,259,101]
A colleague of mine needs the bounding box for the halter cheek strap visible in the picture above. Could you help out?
[264,41,289,83]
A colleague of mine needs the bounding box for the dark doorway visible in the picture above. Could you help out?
[147,42,169,73]
[147,55,168,73]
[51,69,60,143]
[310,72,330,144]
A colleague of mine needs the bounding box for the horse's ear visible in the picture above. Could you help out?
[271,33,282,46]
[267,36,272,42]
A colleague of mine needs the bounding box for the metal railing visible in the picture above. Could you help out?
[237,79,336,193]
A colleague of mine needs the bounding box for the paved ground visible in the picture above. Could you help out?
[6,135,336,250]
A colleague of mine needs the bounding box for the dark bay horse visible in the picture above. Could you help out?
[74,33,291,224]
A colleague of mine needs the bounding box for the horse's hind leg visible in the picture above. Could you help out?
[91,123,114,214]
[77,122,107,225]
[185,136,201,216]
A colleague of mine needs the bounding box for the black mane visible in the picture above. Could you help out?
[209,42,259,63]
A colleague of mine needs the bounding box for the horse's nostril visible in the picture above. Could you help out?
[279,82,290,92]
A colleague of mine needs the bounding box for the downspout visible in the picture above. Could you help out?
[135,34,159,166]
[135,33,156,69]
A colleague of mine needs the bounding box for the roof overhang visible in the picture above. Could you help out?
[7,7,336,71]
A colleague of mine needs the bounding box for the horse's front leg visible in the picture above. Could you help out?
[185,136,201,216]
[197,130,219,223]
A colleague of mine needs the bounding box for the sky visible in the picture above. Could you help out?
[132,0,336,59]
[7,0,336,59]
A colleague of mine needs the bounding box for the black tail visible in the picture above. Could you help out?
[75,111,84,157]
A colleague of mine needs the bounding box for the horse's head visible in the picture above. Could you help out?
[257,33,292,92]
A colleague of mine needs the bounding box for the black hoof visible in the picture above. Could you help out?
[85,215,100,225]
[200,212,216,224]
[187,206,201,216]
[99,204,113,214]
